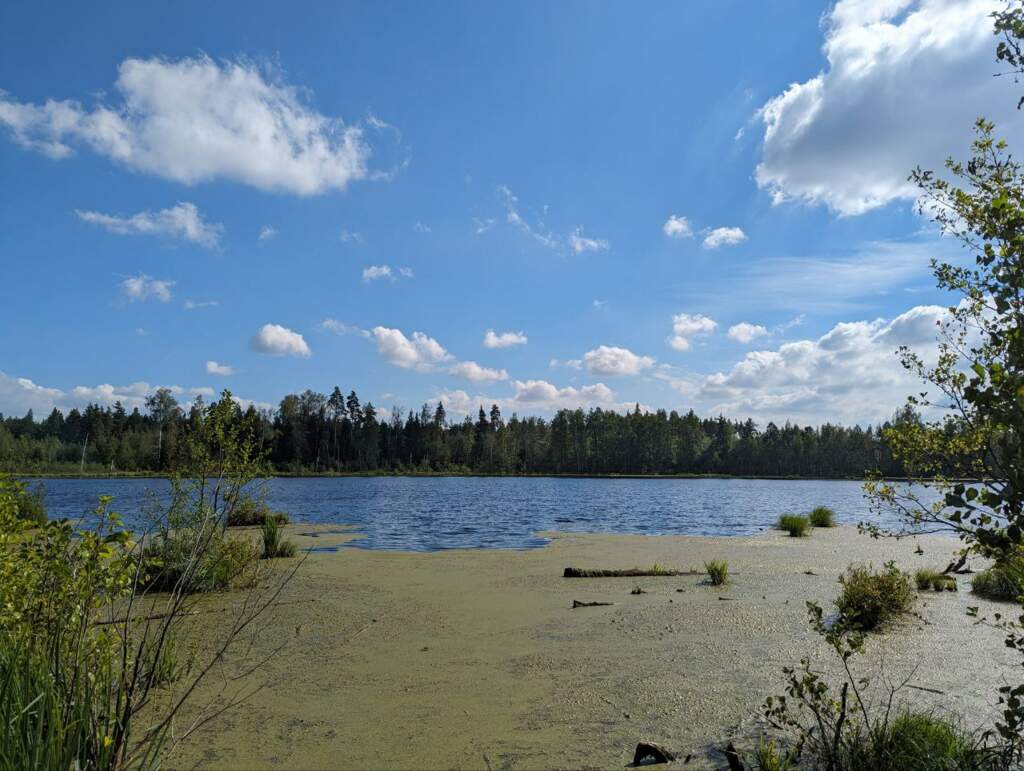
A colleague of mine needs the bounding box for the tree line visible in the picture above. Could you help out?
[0,386,916,478]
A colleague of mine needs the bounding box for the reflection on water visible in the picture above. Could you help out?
[30,476,942,552]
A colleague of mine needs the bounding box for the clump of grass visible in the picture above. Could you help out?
[835,562,915,630]
[704,559,729,586]
[971,558,1024,602]
[748,738,796,770]
[144,531,258,593]
[226,494,289,527]
[777,514,810,537]
[261,516,297,559]
[914,568,957,592]
[649,562,673,575]
[808,506,836,528]
[845,711,981,771]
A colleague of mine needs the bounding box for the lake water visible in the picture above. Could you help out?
[28,476,941,552]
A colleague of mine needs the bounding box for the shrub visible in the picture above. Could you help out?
[871,711,979,771]
[971,557,1024,602]
[808,506,836,528]
[705,560,729,586]
[261,516,297,559]
[225,493,288,527]
[835,562,915,630]
[777,514,810,537]
[914,568,957,592]
[748,738,796,770]
[144,529,258,593]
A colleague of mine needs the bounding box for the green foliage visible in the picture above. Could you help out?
[143,531,258,593]
[972,555,1024,602]
[261,516,297,560]
[777,514,810,537]
[809,505,836,528]
[914,568,957,592]
[704,559,729,586]
[225,493,288,527]
[747,738,796,771]
[835,563,914,631]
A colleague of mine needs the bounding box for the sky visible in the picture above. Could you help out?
[0,0,1019,427]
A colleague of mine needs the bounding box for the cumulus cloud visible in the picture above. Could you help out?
[0,372,222,415]
[120,274,173,302]
[370,327,453,372]
[438,378,630,418]
[668,313,717,351]
[663,214,693,239]
[682,304,950,424]
[581,345,655,376]
[258,225,277,241]
[727,322,769,344]
[250,323,311,358]
[362,264,413,282]
[448,361,508,383]
[205,360,234,376]
[702,226,747,249]
[76,202,221,247]
[569,227,609,254]
[483,329,528,348]
[755,0,1011,216]
[0,56,389,195]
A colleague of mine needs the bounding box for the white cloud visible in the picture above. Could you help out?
[449,361,508,383]
[184,299,218,310]
[0,373,67,416]
[77,202,221,247]
[438,378,629,418]
[206,360,234,376]
[370,327,453,372]
[340,229,365,243]
[668,313,717,351]
[414,221,431,233]
[581,345,656,376]
[727,322,769,344]
[0,56,386,196]
[683,304,950,424]
[120,274,174,302]
[319,318,369,337]
[250,323,311,358]
[483,329,528,348]
[702,226,747,249]
[663,215,693,239]
[755,0,1010,216]
[569,227,609,254]
[258,225,277,241]
[362,264,413,282]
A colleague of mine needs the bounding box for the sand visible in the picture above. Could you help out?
[164,526,1017,770]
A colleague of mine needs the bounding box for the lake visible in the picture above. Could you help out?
[27,476,942,551]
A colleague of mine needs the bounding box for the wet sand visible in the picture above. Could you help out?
[167,526,1017,770]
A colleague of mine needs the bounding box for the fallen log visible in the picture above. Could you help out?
[563,567,700,578]
[572,600,614,608]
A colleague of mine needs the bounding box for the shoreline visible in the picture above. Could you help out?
[15,471,950,482]
[166,525,1012,770]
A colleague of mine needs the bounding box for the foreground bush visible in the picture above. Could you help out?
[143,530,258,592]
[808,506,836,528]
[971,554,1024,602]
[777,514,810,537]
[704,559,729,586]
[835,562,914,631]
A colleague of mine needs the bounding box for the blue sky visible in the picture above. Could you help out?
[0,0,1017,425]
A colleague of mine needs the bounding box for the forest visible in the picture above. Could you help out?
[0,386,914,478]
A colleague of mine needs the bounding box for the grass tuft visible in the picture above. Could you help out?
[808,506,836,528]
[261,516,297,559]
[971,556,1024,602]
[835,562,914,630]
[914,568,956,592]
[777,514,810,537]
[704,560,729,586]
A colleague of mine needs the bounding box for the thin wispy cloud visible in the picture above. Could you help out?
[78,202,221,248]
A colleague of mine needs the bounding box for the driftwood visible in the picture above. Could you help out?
[633,741,676,765]
[564,567,700,578]
[723,741,744,771]
[572,600,613,608]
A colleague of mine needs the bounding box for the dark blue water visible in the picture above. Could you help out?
[28,476,940,552]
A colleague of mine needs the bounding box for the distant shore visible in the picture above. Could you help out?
[13,470,934,482]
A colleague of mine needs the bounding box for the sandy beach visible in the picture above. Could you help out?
[166,526,1016,770]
